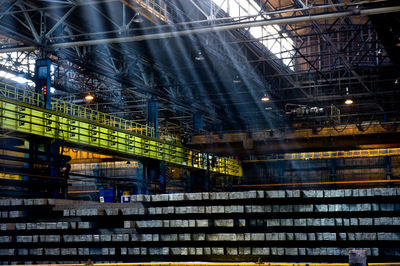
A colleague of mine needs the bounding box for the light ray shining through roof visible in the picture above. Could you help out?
[212,0,295,69]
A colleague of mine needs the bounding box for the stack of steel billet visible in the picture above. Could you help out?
[0,188,399,263]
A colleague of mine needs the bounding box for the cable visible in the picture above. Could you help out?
[356,115,375,132]
[333,122,349,133]
[379,120,398,131]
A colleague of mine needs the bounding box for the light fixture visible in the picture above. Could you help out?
[233,75,241,84]
[133,13,143,23]
[85,94,94,101]
[395,79,399,85]
[195,51,204,61]
[265,107,272,110]
[345,98,354,105]
[344,86,353,105]
[261,93,270,102]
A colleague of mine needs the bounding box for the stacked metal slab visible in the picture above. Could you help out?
[0,188,399,263]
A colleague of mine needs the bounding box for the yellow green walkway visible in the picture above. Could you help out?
[0,82,241,177]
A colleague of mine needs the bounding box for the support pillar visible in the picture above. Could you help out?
[216,123,223,139]
[139,161,149,194]
[205,153,210,191]
[49,139,67,198]
[34,59,52,109]
[278,161,284,183]
[24,137,66,198]
[204,171,211,191]
[193,112,203,133]
[147,98,158,138]
[330,158,337,182]
[147,160,159,193]
[385,156,392,180]
[190,170,210,192]
[49,139,61,177]
[142,159,167,194]
[185,171,192,192]
[137,162,146,194]
[159,161,166,193]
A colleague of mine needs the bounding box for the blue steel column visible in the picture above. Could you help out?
[24,137,66,198]
[34,59,52,109]
[34,59,66,197]
[140,159,166,193]
[278,161,284,183]
[190,170,209,192]
[49,139,67,198]
[185,171,191,192]
[330,158,337,181]
[138,161,148,194]
[159,161,166,193]
[193,112,203,133]
[385,156,392,180]
[204,171,211,191]
[205,154,211,191]
[147,98,158,138]
[23,138,34,196]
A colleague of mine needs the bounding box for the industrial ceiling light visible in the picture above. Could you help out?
[261,93,270,102]
[345,98,354,105]
[233,75,241,84]
[265,107,272,110]
[195,51,204,61]
[85,94,94,101]
[344,86,353,105]
[133,13,144,23]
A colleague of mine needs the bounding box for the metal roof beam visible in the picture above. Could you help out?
[18,3,40,42]
[45,5,76,38]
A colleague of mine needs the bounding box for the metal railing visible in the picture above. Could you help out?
[133,0,168,22]
[0,81,179,143]
[245,147,400,162]
[0,98,242,176]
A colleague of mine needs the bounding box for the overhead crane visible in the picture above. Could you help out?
[0,81,242,185]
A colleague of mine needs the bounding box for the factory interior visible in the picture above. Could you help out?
[0,0,399,264]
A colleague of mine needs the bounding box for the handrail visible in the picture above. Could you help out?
[0,81,179,144]
[132,0,168,22]
[244,147,400,162]
[233,179,400,188]
[0,97,242,176]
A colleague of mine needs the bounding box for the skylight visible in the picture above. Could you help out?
[212,0,295,69]
[0,70,35,86]
[0,51,56,92]
[0,70,56,93]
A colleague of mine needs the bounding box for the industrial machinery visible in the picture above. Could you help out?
[285,104,341,127]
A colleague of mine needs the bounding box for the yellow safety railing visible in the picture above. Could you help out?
[0,81,179,144]
[0,97,242,176]
[132,0,168,22]
[245,147,400,162]
[0,172,22,181]
[71,161,140,171]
